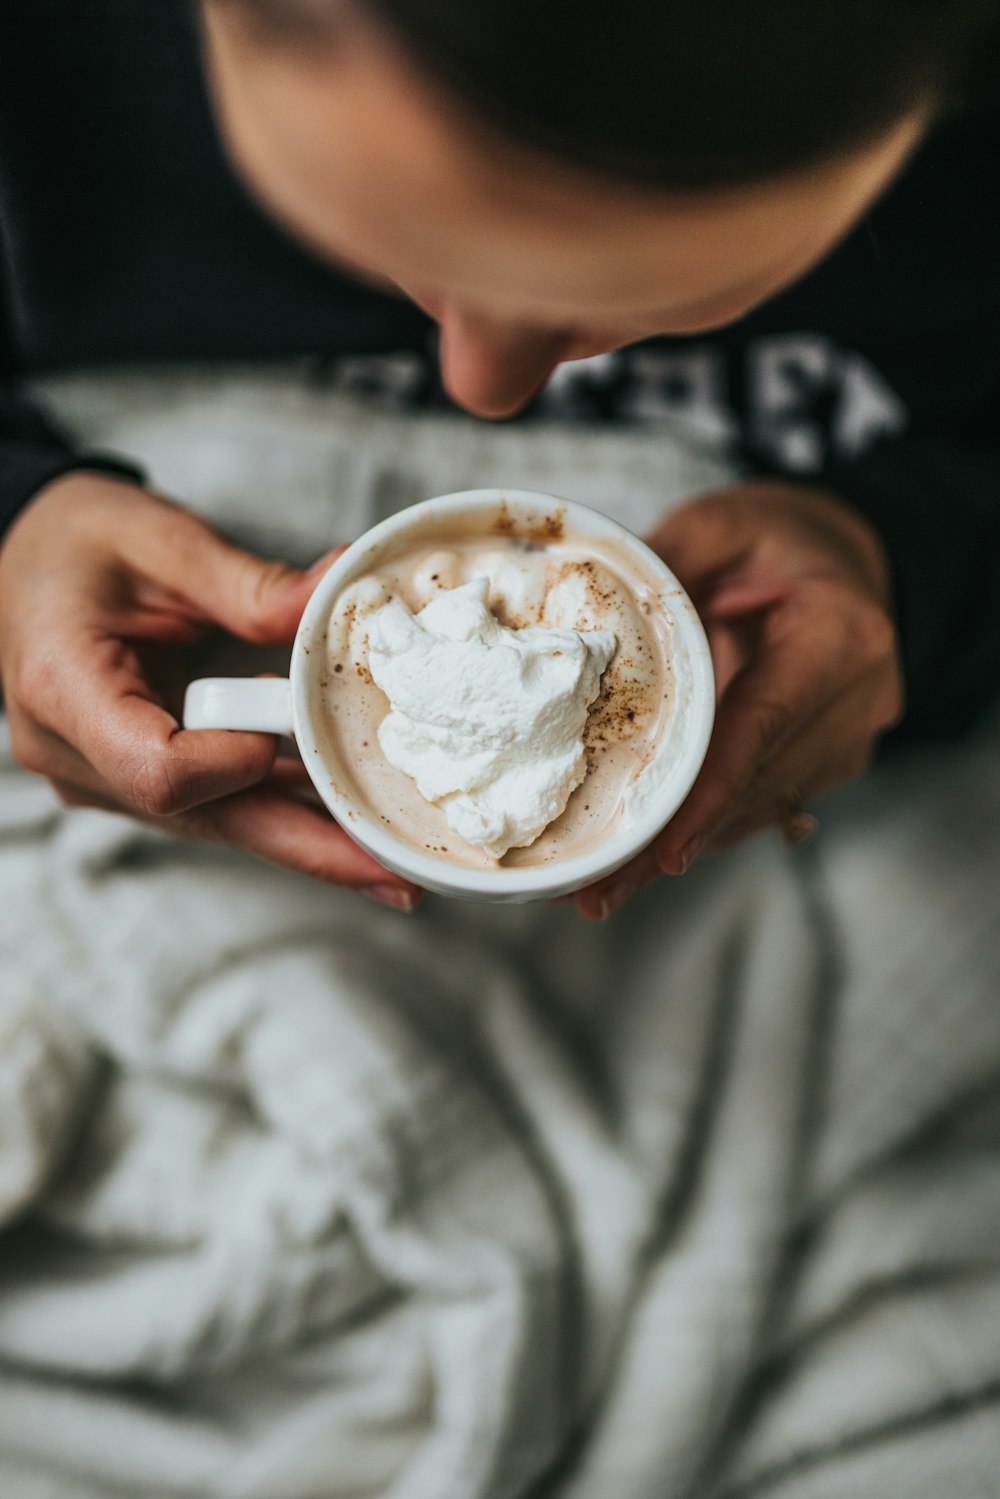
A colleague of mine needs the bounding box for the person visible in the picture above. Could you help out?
[0,0,998,921]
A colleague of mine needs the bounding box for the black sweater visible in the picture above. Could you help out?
[2,1,999,740]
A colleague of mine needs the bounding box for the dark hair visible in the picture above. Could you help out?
[222,0,1000,188]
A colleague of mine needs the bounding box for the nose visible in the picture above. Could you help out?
[437,306,572,418]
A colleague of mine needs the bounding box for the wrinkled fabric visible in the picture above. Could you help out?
[1,377,998,1498]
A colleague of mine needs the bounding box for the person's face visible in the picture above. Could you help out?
[203,7,927,418]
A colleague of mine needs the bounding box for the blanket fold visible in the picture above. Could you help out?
[2,371,998,1498]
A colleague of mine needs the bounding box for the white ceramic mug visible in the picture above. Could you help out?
[183,489,715,902]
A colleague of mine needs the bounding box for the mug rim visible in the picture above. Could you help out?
[290,489,715,900]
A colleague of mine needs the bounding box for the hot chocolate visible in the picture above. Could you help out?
[316,515,675,870]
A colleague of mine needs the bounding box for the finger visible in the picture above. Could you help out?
[167,537,345,646]
[703,615,760,699]
[708,644,895,851]
[576,737,843,922]
[653,653,819,877]
[32,635,280,816]
[110,494,345,646]
[573,841,662,921]
[575,734,852,921]
[96,704,279,818]
[715,750,860,847]
[15,632,283,817]
[711,803,819,852]
[49,778,126,814]
[175,784,423,907]
[711,739,871,850]
[14,650,417,905]
[48,774,422,910]
[572,619,855,920]
[645,494,756,604]
[655,583,888,876]
[711,631,897,841]
[20,714,422,908]
[6,701,271,827]
[5,703,116,794]
[265,755,315,788]
[573,611,889,919]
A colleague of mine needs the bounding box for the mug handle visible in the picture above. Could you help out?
[183,677,294,735]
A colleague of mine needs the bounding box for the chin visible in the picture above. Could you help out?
[663,294,764,335]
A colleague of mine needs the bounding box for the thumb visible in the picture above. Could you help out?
[646,492,754,606]
[197,546,347,646]
[208,555,312,646]
[125,497,346,645]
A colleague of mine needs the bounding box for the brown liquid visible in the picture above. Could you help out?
[315,524,674,869]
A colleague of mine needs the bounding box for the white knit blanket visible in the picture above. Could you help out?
[1,370,999,1499]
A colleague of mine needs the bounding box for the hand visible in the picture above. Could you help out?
[574,480,904,920]
[0,474,421,911]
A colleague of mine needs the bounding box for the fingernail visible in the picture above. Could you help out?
[366,884,416,911]
[594,880,633,921]
[305,555,333,581]
[579,898,609,923]
[781,813,819,850]
[678,832,706,875]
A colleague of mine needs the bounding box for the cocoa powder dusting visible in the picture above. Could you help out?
[491,501,565,542]
[492,501,515,535]
[319,526,674,872]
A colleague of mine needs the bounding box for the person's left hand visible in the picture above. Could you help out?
[572,479,905,920]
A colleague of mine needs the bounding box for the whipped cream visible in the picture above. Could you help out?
[366,578,616,857]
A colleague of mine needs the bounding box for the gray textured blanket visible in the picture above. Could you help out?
[1,370,998,1498]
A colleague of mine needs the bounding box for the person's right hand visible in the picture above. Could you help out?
[0,473,421,911]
